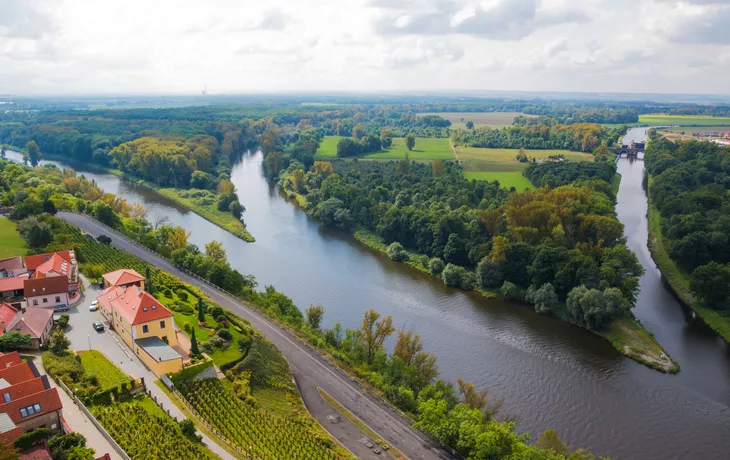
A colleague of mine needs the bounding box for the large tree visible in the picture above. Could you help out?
[25,140,42,166]
[360,309,395,363]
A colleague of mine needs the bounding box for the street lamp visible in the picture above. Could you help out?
[87,334,91,350]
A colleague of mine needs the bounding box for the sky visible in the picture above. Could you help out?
[1,0,729,95]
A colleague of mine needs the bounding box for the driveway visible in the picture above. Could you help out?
[64,277,235,460]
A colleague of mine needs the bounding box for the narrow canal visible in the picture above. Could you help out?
[6,144,729,460]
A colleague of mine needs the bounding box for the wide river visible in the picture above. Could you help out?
[6,136,729,459]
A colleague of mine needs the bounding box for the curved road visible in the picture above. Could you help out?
[59,212,449,460]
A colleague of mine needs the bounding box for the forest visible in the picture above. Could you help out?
[277,156,643,330]
[645,138,730,309]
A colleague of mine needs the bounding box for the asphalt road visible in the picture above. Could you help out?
[59,212,450,460]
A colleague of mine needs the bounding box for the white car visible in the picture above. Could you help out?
[89,300,99,312]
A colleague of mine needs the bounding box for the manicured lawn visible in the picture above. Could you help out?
[315,136,454,160]
[463,171,536,190]
[0,218,27,258]
[78,350,132,391]
[639,115,730,126]
[418,111,537,128]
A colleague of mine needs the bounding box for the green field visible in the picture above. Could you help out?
[463,171,536,190]
[315,136,454,160]
[418,111,536,129]
[661,126,730,134]
[639,115,730,126]
[0,218,27,258]
[78,350,132,392]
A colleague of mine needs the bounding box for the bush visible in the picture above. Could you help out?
[526,283,559,314]
[386,242,409,262]
[183,322,191,333]
[217,329,232,341]
[42,351,84,381]
[209,336,227,349]
[500,281,520,300]
[429,258,444,275]
[57,313,70,329]
[216,315,227,324]
[177,289,189,301]
[208,305,224,318]
[442,263,464,288]
[14,428,50,449]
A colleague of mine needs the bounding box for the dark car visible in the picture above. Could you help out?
[93,321,104,331]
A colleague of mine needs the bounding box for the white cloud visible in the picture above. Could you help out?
[0,0,728,95]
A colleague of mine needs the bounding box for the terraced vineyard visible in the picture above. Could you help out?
[93,401,210,460]
[180,379,338,459]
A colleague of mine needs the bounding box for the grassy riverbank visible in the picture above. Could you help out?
[646,177,730,342]
[354,228,678,373]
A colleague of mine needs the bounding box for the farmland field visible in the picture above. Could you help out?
[639,115,730,126]
[315,136,454,160]
[418,111,536,128]
[463,171,536,190]
[0,218,27,258]
[661,126,730,134]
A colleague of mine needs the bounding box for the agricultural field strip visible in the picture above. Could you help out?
[58,212,445,460]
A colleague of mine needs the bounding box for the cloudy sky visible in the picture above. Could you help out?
[1,0,729,95]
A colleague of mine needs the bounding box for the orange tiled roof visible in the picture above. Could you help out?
[31,253,72,280]
[0,387,62,424]
[0,277,26,293]
[0,303,18,331]
[0,362,35,385]
[102,269,145,287]
[1,376,46,402]
[25,251,72,272]
[0,352,21,369]
[97,285,172,326]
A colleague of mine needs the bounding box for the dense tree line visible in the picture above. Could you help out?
[277,157,642,328]
[645,138,730,309]
[450,123,624,152]
[524,161,617,190]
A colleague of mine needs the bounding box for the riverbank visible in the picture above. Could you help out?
[646,177,730,342]
[32,151,255,243]
[353,227,678,373]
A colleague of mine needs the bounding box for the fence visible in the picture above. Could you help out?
[52,375,131,460]
[61,211,462,459]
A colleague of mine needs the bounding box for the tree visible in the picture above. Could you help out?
[476,258,503,289]
[432,160,445,177]
[264,151,284,178]
[0,439,19,460]
[429,258,445,275]
[305,304,326,331]
[168,226,191,250]
[145,266,153,295]
[690,262,730,308]
[360,309,395,363]
[18,217,53,248]
[500,281,519,300]
[197,297,206,323]
[191,327,200,355]
[205,241,227,260]
[405,134,416,151]
[0,332,32,352]
[25,140,42,166]
[465,121,474,129]
[42,200,57,215]
[535,428,568,454]
[85,264,105,282]
[0,145,6,159]
[386,242,409,262]
[456,377,487,410]
[93,203,122,228]
[96,234,112,245]
[526,283,558,314]
[58,314,70,330]
[49,330,71,355]
[394,328,423,365]
[229,200,245,220]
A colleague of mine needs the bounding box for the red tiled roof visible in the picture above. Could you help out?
[0,277,26,293]
[23,277,68,297]
[102,269,145,287]
[7,308,53,339]
[0,304,18,330]
[31,253,72,280]
[0,416,22,444]
[97,285,172,326]
[1,376,46,402]
[0,362,35,385]
[19,445,53,460]
[0,387,62,424]
[0,256,24,273]
[0,351,21,369]
[25,251,72,272]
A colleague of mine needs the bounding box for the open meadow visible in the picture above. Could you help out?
[418,111,536,129]
[639,114,730,126]
[315,135,454,160]
[463,171,536,190]
[0,218,27,258]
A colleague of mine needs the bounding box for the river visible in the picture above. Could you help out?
[6,143,729,460]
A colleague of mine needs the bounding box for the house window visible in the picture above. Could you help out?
[160,320,165,329]
[3,392,10,403]
[42,298,48,303]
[55,296,61,302]
[19,403,41,418]
[33,299,38,306]
[142,325,148,333]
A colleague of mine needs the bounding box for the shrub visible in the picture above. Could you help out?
[14,428,50,450]
[216,315,227,324]
[208,305,224,318]
[57,313,70,330]
[217,329,232,341]
[500,281,520,300]
[183,322,191,333]
[386,242,409,262]
[177,289,189,301]
[442,263,464,288]
[209,336,227,349]
[429,258,444,275]
[526,283,559,314]
[42,351,84,381]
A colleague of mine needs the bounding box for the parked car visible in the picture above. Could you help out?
[53,304,69,312]
[89,300,99,312]
[93,321,104,331]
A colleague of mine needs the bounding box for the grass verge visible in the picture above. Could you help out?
[0,218,27,258]
[78,350,132,391]
[318,388,406,460]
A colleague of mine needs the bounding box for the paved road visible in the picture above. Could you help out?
[60,212,450,460]
[64,276,235,460]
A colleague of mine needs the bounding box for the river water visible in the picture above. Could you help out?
[6,143,729,460]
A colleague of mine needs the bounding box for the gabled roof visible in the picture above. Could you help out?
[0,362,35,385]
[0,352,21,369]
[0,256,24,273]
[7,308,53,338]
[97,285,172,326]
[0,276,26,293]
[0,304,18,330]
[24,277,69,297]
[102,269,145,287]
[31,253,72,279]
[25,251,72,272]
[0,412,21,444]
[0,376,46,402]
[0,387,62,424]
